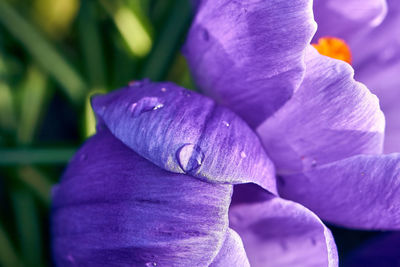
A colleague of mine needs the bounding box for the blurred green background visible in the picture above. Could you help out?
[0,0,194,266]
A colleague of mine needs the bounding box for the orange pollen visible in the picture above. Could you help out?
[312,37,352,64]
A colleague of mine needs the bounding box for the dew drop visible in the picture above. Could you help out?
[240,151,247,158]
[128,97,164,117]
[180,90,192,97]
[311,160,317,167]
[161,87,167,92]
[176,144,205,173]
[145,262,157,267]
[222,121,230,127]
[153,103,164,110]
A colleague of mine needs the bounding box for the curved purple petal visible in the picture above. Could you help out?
[351,0,400,153]
[229,184,338,267]
[257,47,385,174]
[183,0,317,128]
[209,228,250,267]
[343,233,400,267]
[91,81,277,193]
[52,129,233,266]
[280,153,400,229]
[313,0,387,42]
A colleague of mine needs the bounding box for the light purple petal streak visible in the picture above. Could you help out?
[280,153,400,230]
[257,47,385,175]
[210,228,250,267]
[184,0,317,128]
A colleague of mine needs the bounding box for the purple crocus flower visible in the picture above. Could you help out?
[52,82,337,266]
[184,0,400,231]
[313,0,400,153]
[52,0,398,266]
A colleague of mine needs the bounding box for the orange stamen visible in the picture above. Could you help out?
[312,37,352,64]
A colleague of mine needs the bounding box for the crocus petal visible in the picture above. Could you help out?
[229,184,338,267]
[257,47,385,174]
[351,1,400,153]
[183,0,316,128]
[91,80,277,193]
[343,233,400,267]
[313,0,387,42]
[209,228,250,267]
[280,153,400,229]
[348,0,399,66]
[52,129,233,266]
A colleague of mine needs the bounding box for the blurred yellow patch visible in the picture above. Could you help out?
[34,0,79,38]
[99,0,153,58]
[312,37,352,64]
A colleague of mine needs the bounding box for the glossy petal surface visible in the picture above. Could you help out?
[92,81,276,193]
[52,129,233,266]
[280,153,400,229]
[210,228,250,267]
[184,0,316,127]
[257,47,385,174]
[230,184,338,267]
[313,0,387,42]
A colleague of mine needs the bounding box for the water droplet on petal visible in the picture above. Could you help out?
[222,121,230,127]
[153,103,164,110]
[240,151,247,158]
[145,262,157,267]
[128,97,164,117]
[161,87,167,92]
[176,144,205,173]
[311,160,317,167]
[180,90,192,97]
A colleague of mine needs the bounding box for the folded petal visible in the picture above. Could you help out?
[52,129,232,266]
[313,0,387,42]
[343,233,400,267]
[91,81,276,193]
[229,184,338,267]
[257,47,385,174]
[280,153,400,229]
[209,228,250,267]
[183,0,316,128]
